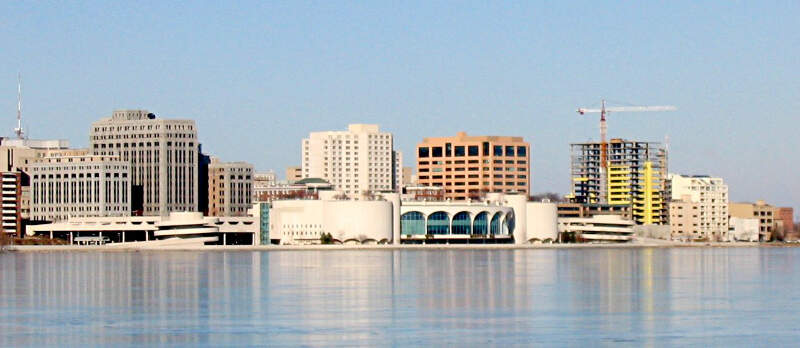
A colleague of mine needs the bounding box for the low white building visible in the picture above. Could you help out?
[268,192,558,245]
[729,217,759,242]
[558,215,635,243]
[26,212,259,245]
[271,198,393,244]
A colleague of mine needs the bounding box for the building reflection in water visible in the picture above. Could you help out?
[1,248,798,346]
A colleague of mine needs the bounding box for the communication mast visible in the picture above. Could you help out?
[15,73,25,139]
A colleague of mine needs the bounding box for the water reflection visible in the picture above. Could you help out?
[1,248,799,346]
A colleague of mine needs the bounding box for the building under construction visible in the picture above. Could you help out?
[568,138,668,225]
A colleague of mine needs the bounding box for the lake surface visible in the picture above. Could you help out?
[1,248,799,346]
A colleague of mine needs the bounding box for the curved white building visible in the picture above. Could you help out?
[270,199,393,245]
[26,212,259,246]
[559,214,634,243]
[525,202,558,243]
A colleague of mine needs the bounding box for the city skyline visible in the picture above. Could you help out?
[1,2,798,213]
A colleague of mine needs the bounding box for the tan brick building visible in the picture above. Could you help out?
[208,158,253,217]
[416,132,529,201]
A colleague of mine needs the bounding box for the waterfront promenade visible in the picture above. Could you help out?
[4,239,779,252]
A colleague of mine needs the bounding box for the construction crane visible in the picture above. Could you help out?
[575,100,676,205]
[577,100,676,169]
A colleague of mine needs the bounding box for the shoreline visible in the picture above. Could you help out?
[4,241,798,252]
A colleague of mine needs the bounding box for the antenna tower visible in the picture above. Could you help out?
[15,73,25,139]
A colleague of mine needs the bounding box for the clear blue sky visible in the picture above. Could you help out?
[1,1,798,214]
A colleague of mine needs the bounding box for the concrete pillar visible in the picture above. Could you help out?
[383,193,401,245]
[69,232,73,244]
[223,233,227,245]
[505,194,528,244]
[50,231,53,239]
[122,231,126,243]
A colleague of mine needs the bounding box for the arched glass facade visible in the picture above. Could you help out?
[401,212,425,235]
[503,212,514,235]
[427,211,450,235]
[473,212,488,235]
[452,212,471,234]
[490,212,502,235]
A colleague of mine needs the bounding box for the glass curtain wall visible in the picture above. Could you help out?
[427,212,450,234]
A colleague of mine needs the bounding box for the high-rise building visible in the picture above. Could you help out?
[667,174,729,241]
[285,166,302,183]
[415,132,530,201]
[29,154,131,222]
[729,200,775,242]
[207,157,253,217]
[301,124,400,197]
[90,110,198,216]
[569,139,667,225]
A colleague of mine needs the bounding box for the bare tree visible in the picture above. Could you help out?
[529,192,566,202]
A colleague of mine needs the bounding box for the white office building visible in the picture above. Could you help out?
[29,155,131,222]
[90,110,198,216]
[301,124,401,198]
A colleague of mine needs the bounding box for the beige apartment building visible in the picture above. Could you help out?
[301,124,401,198]
[668,174,729,241]
[90,110,198,216]
[208,158,253,217]
[416,132,530,201]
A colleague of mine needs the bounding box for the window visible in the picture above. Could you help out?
[517,146,526,157]
[427,212,450,235]
[473,212,488,235]
[490,212,502,235]
[452,212,471,234]
[482,142,490,156]
[505,146,515,156]
[432,147,443,157]
[418,147,429,158]
[445,143,452,157]
[401,212,426,235]
[454,146,465,157]
[468,146,479,156]
[493,146,503,156]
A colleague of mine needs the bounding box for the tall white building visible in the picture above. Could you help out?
[668,174,729,240]
[29,155,131,222]
[90,110,198,216]
[301,124,401,197]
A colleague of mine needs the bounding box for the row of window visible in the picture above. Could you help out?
[419,144,527,158]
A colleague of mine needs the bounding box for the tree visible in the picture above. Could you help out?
[320,233,334,245]
[529,192,566,202]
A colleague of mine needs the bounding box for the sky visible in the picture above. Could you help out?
[1,1,798,215]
